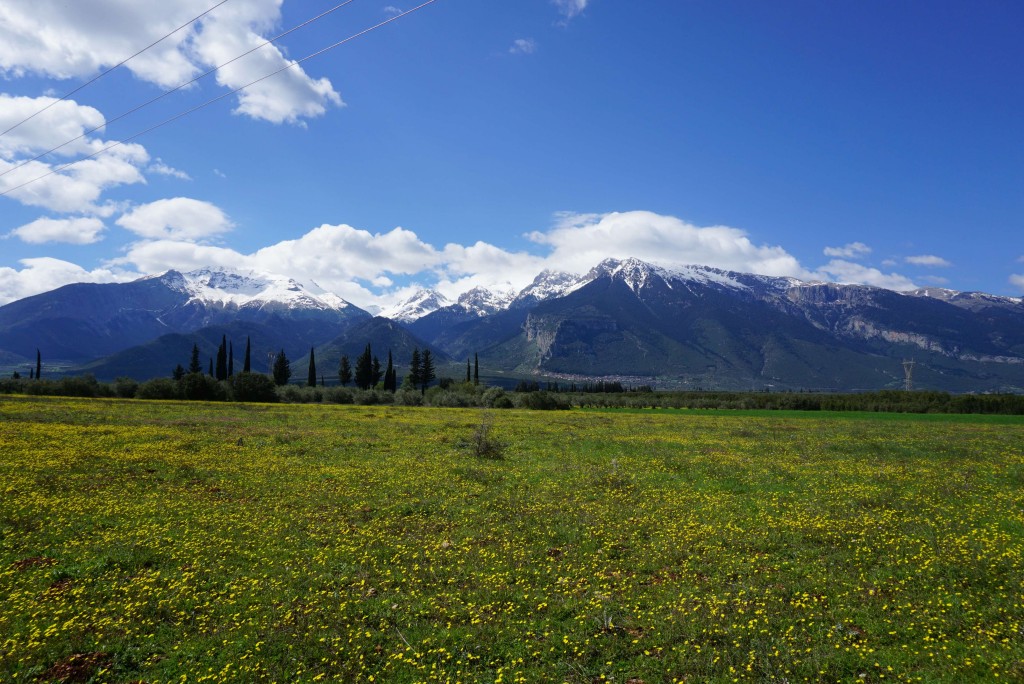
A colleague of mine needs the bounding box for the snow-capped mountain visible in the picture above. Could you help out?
[379,289,452,323]
[511,270,588,309]
[455,287,517,317]
[153,268,353,313]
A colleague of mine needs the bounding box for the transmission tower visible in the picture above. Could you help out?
[902,358,916,392]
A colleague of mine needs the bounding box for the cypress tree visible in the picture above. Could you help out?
[243,337,251,373]
[354,344,373,390]
[339,355,352,386]
[216,335,227,380]
[466,357,471,383]
[307,347,317,387]
[35,349,41,380]
[420,349,435,392]
[384,350,396,392]
[228,342,234,377]
[272,349,291,386]
[209,358,214,377]
[372,356,382,387]
[172,364,185,380]
[189,343,202,374]
[408,349,422,389]
[474,352,479,385]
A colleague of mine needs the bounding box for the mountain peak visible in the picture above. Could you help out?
[150,266,353,313]
[379,289,452,323]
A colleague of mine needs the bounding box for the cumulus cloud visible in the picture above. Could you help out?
[0,257,137,305]
[552,0,589,21]
[528,211,812,279]
[510,39,537,55]
[5,209,929,309]
[823,242,871,259]
[0,0,341,124]
[116,198,233,240]
[814,260,917,291]
[8,217,106,244]
[0,95,151,214]
[905,254,952,267]
[1010,274,1024,292]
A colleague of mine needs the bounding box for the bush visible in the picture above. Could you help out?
[517,390,571,411]
[324,387,355,404]
[277,385,324,403]
[136,377,182,400]
[113,377,139,399]
[229,372,278,403]
[179,373,226,401]
[459,412,506,459]
[394,388,423,406]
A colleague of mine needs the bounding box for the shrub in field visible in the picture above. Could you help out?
[113,377,139,398]
[228,372,278,403]
[136,377,182,400]
[516,390,571,410]
[459,411,506,459]
[481,386,513,409]
[277,385,323,403]
[393,388,423,406]
[179,372,225,401]
[426,389,473,408]
[324,387,355,404]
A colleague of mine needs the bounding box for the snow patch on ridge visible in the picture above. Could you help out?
[150,267,353,312]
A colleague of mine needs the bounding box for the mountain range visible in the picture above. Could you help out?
[2,260,1022,392]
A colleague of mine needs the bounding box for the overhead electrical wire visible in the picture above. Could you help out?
[0,0,439,200]
[0,0,232,139]
[0,0,360,181]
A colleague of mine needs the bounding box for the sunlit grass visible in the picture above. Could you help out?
[2,396,1022,682]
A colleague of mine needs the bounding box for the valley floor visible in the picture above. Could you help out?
[1,397,1022,682]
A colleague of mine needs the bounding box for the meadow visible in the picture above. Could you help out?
[1,396,1022,683]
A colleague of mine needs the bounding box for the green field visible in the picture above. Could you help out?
[1,397,1022,683]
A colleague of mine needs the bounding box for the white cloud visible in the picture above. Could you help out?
[905,254,951,267]
[823,242,871,259]
[510,39,537,56]
[9,217,106,244]
[116,198,233,240]
[815,260,917,291]
[6,210,926,310]
[148,159,191,181]
[1010,274,1024,292]
[0,94,151,213]
[528,211,812,279]
[0,0,341,125]
[552,0,589,21]
[0,257,137,305]
[383,6,403,15]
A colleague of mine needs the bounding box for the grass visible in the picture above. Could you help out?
[1,395,1022,683]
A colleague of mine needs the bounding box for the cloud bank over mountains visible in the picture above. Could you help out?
[2,206,953,308]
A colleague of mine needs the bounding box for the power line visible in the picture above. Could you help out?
[0,0,440,201]
[0,0,231,139]
[0,0,360,181]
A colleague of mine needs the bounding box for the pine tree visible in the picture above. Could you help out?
[243,337,251,373]
[228,342,234,377]
[339,355,352,386]
[307,347,317,387]
[420,349,435,392]
[474,352,479,385]
[35,349,41,380]
[354,344,374,390]
[172,364,185,380]
[216,335,227,380]
[408,348,422,389]
[189,343,202,374]
[272,349,291,386]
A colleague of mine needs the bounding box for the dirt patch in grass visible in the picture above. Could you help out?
[41,652,110,682]
[10,556,57,571]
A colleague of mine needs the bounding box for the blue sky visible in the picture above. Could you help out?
[1,0,1021,308]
